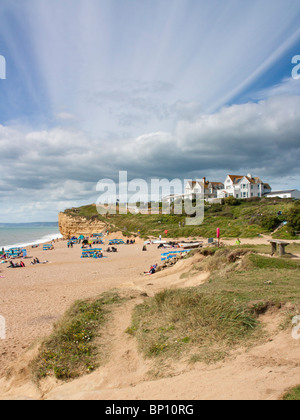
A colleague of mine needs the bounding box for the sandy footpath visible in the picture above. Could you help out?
[0,234,299,400]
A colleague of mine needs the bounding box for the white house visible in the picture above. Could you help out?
[217,174,272,199]
[185,178,224,200]
[185,180,204,200]
[265,190,300,199]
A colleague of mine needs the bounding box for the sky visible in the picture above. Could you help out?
[0,0,300,222]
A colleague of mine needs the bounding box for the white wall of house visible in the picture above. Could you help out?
[218,175,241,198]
[185,180,205,200]
[236,176,261,199]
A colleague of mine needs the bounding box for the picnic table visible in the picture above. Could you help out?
[269,240,289,256]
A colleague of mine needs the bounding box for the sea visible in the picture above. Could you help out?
[0,222,63,250]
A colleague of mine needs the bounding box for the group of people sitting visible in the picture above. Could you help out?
[93,251,103,258]
[126,239,136,244]
[106,246,117,253]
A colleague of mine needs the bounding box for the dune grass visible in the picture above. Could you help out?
[128,250,300,364]
[31,292,123,382]
[127,288,260,364]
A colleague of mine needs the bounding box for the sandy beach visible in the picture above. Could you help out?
[0,233,300,400]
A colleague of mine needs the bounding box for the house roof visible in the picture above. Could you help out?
[229,175,265,185]
[186,180,210,189]
[228,175,244,184]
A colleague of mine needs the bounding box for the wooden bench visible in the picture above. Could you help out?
[268,240,289,256]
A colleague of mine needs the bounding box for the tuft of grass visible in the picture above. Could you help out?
[31,292,123,382]
[282,386,300,400]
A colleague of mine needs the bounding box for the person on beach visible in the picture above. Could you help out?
[144,264,158,275]
[9,260,25,268]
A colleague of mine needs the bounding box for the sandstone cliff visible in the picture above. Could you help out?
[58,212,107,238]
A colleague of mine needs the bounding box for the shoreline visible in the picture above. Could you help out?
[1,231,63,252]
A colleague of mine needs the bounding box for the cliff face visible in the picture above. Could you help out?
[58,212,107,238]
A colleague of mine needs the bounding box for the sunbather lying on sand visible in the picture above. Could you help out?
[8,261,25,268]
[31,258,48,265]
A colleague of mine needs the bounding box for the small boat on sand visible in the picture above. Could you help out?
[179,242,202,249]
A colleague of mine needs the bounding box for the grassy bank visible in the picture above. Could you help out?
[31,292,123,382]
[63,198,298,239]
[127,249,300,364]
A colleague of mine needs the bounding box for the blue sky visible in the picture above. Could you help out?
[0,0,300,222]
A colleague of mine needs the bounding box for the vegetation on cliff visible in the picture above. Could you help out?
[62,197,299,239]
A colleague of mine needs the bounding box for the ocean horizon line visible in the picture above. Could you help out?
[0,222,58,227]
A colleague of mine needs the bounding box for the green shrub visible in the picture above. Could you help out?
[287,203,300,233]
[224,196,241,206]
[260,215,281,231]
